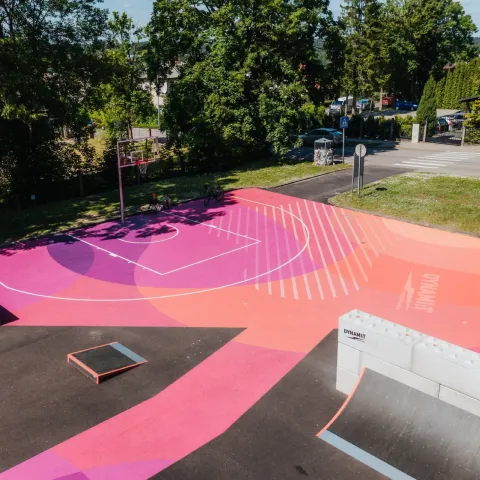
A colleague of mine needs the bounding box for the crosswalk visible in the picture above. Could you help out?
[393,151,480,170]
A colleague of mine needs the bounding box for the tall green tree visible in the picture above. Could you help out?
[436,77,446,108]
[148,0,333,166]
[0,0,109,203]
[417,76,437,127]
[383,0,477,100]
[91,13,155,140]
[340,0,389,106]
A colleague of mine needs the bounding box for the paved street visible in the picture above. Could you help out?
[270,165,408,203]
[361,144,480,177]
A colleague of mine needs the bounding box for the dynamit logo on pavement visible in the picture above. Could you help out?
[396,271,440,314]
[344,329,366,342]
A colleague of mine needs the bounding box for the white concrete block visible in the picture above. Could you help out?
[412,337,480,401]
[336,367,359,395]
[338,310,425,370]
[337,342,361,375]
[439,386,480,417]
[361,353,440,397]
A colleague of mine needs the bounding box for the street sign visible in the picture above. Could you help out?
[340,116,349,129]
[355,143,367,158]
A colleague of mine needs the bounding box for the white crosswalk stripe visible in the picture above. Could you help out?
[393,151,480,170]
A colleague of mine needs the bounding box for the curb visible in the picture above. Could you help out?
[268,164,351,189]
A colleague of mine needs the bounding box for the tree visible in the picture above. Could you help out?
[465,100,480,144]
[417,76,437,129]
[436,77,446,108]
[339,0,388,109]
[383,0,477,100]
[148,0,333,167]
[91,13,155,141]
[0,0,109,204]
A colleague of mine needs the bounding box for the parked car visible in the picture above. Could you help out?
[382,96,394,107]
[396,100,419,111]
[298,128,343,146]
[451,113,464,127]
[330,100,343,113]
[356,98,371,111]
[330,96,354,113]
[437,117,449,133]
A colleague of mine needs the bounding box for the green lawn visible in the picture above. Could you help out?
[330,172,480,236]
[0,157,348,244]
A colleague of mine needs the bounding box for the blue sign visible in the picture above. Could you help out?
[340,116,349,129]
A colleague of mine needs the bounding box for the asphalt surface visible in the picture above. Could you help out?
[326,369,480,480]
[270,165,408,204]
[155,331,384,480]
[0,326,241,471]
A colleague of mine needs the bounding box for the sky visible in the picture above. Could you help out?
[103,0,480,31]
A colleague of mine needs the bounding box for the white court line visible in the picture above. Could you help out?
[363,215,385,252]
[1,195,310,302]
[117,224,179,244]
[313,203,348,296]
[245,207,251,252]
[297,202,323,300]
[162,210,258,242]
[280,205,299,300]
[354,216,379,258]
[236,209,241,245]
[332,208,367,283]
[341,210,372,267]
[289,204,312,300]
[304,200,335,298]
[68,233,260,277]
[322,204,359,291]
[264,206,272,295]
[226,211,233,240]
[217,216,223,238]
[272,206,285,298]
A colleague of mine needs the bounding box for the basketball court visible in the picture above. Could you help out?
[1,187,480,478]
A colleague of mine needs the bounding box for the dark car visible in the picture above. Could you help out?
[298,128,343,146]
[396,100,419,111]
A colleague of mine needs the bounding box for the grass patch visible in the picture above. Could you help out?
[0,157,348,244]
[330,172,480,235]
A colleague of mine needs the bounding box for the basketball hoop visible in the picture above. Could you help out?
[136,160,149,177]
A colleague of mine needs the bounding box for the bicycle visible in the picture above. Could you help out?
[204,183,225,207]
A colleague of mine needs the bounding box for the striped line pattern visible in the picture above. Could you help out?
[393,151,480,170]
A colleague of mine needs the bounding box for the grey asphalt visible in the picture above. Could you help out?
[0,326,241,472]
[269,165,408,204]
[156,331,384,480]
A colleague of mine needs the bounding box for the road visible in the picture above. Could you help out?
[270,165,408,203]
[360,144,480,177]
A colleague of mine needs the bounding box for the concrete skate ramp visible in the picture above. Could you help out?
[319,368,480,480]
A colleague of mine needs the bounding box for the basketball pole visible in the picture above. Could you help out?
[117,143,125,223]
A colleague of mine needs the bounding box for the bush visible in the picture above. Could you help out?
[465,100,480,144]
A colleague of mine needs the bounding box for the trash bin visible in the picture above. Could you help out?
[314,138,334,166]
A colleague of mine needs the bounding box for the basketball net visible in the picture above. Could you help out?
[136,161,149,177]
